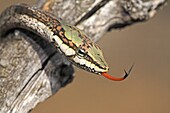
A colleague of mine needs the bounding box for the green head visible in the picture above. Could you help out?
[54,23,109,74]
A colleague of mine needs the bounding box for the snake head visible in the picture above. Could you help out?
[58,23,132,81]
[59,23,109,74]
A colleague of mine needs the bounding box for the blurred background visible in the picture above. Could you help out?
[0,0,170,113]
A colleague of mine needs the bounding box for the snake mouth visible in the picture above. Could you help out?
[89,66,109,75]
[73,62,109,75]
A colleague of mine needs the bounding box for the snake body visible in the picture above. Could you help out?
[0,4,132,81]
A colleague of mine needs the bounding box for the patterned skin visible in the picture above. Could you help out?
[0,4,132,81]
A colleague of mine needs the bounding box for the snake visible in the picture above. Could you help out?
[0,4,133,81]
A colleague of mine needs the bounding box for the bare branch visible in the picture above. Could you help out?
[37,0,167,42]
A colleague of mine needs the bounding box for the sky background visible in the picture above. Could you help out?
[0,0,170,113]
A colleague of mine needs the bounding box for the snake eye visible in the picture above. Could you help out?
[77,48,86,57]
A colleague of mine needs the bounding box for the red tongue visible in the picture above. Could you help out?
[101,72,127,81]
[101,65,134,81]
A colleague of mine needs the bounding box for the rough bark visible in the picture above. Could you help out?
[0,0,167,113]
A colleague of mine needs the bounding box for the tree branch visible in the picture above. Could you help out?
[0,0,167,112]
